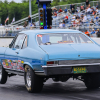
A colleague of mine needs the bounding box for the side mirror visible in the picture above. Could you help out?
[9,44,12,48]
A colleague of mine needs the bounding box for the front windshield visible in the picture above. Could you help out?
[37,33,93,45]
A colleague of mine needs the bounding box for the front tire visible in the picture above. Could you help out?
[0,66,8,84]
[24,65,43,93]
[84,73,100,89]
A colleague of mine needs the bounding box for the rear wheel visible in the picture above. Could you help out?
[0,66,8,84]
[84,73,100,89]
[24,65,43,93]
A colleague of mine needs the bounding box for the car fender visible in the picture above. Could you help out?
[23,62,33,69]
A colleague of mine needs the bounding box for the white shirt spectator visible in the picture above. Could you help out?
[71,15,76,21]
[59,23,63,28]
[87,8,92,12]
[83,15,87,22]
[96,9,98,13]
[75,19,79,24]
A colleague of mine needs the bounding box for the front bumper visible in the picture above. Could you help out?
[42,65,100,75]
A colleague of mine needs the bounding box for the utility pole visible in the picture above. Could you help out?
[29,0,32,23]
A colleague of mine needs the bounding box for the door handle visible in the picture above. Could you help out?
[16,52,19,54]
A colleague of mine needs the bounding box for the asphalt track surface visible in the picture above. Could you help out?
[0,76,100,100]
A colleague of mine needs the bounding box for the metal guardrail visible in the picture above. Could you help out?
[1,25,100,37]
[8,1,99,26]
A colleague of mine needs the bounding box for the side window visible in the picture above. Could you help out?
[9,35,18,48]
[13,34,26,49]
[22,36,28,49]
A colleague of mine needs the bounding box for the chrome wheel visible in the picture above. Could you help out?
[24,65,43,93]
[26,69,31,87]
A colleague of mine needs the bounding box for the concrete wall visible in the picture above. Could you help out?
[91,37,100,44]
[0,37,13,47]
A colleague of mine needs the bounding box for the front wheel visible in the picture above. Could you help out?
[84,73,100,89]
[24,65,43,93]
[0,66,8,84]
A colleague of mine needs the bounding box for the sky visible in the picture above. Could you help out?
[2,0,22,3]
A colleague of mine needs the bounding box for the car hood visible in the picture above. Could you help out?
[40,43,100,60]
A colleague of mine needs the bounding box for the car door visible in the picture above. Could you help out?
[17,36,28,72]
[4,33,26,70]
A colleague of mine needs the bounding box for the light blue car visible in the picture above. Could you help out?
[0,29,100,93]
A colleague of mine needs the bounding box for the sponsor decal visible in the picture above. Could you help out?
[6,63,8,66]
[21,61,24,64]
[11,63,14,66]
[20,66,24,71]
[2,59,24,71]
[4,65,6,68]
[2,62,5,65]
[37,35,42,37]
[18,60,21,63]
[7,60,11,62]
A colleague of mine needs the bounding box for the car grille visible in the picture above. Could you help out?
[58,59,100,65]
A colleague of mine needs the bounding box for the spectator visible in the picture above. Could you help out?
[94,15,98,21]
[53,8,57,13]
[63,20,65,23]
[70,4,72,11]
[68,10,71,16]
[90,29,96,36]
[83,15,87,22]
[80,5,84,11]
[54,12,57,17]
[64,15,68,23]
[92,9,96,15]
[85,30,90,36]
[72,4,75,9]
[8,28,12,36]
[28,15,31,24]
[76,6,80,12]
[86,0,89,7]
[5,29,8,36]
[23,21,27,28]
[83,5,85,9]
[96,29,100,37]
[96,3,99,9]
[72,8,75,14]
[62,22,65,28]
[75,17,79,25]
[96,8,99,13]
[64,7,67,13]
[58,8,63,13]
[78,20,83,26]
[86,7,92,14]
[90,19,94,24]
[73,20,76,27]
[76,15,80,19]
[80,14,84,19]
[71,15,76,22]
[30,23,35,29]
[98,15,100,25]
[59,22,63,28]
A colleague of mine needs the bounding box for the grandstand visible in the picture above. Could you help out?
[0,0,100,37]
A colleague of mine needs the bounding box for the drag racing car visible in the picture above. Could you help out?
[0,29,100,93]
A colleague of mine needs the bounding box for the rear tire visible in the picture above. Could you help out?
[24,65,43,93]
[0,66,8,84]
[84,73,100,89]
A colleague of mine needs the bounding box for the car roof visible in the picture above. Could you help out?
[19,29,82,36]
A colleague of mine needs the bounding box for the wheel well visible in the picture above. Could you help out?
[23,64,27,69]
